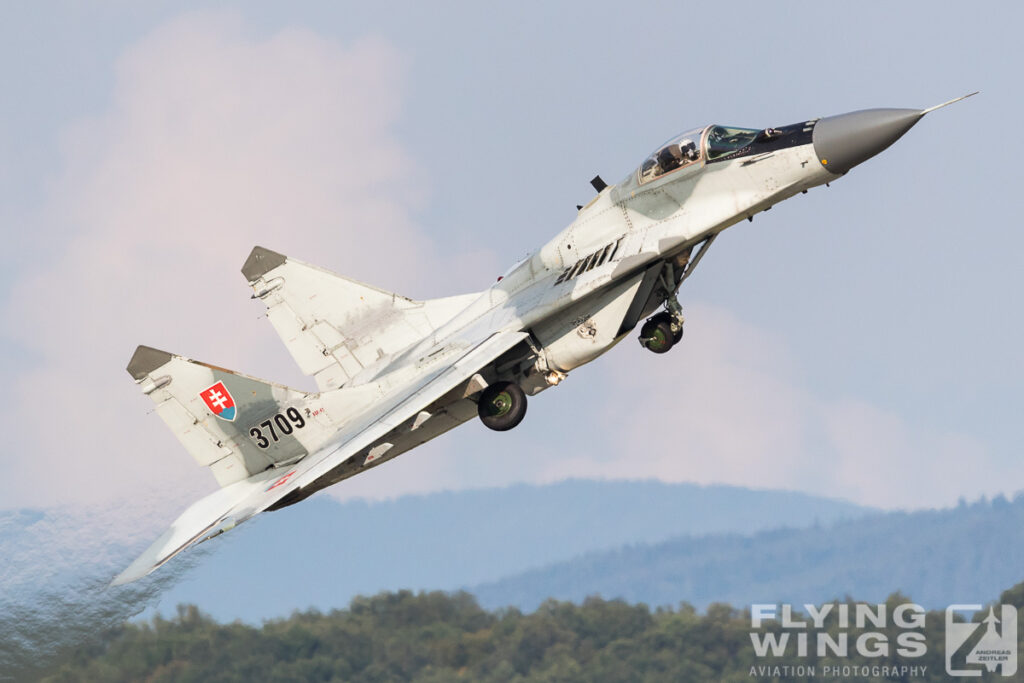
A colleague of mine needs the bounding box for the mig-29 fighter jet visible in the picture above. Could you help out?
[115,94,975,584]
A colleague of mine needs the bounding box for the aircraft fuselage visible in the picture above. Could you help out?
[310,104,957,490]
[363,120,832,397]
[118,100,974,582]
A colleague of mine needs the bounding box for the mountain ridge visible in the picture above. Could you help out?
[470,492,1024,612]
[140,478,871,622]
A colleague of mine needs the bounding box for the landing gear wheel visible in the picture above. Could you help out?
[640,318,675,354]
[478,381,527,431]
[650,311,683,344]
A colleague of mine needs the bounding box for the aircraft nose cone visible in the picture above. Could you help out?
[813,108,924,174]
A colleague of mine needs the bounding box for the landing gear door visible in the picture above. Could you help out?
[617,263,666,336]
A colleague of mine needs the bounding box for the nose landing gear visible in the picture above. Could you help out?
[639,297,685,354]
[637,235,715,354]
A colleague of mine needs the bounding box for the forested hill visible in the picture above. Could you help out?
[473,494,1024,612]
[143,479,870,623]
[45,583,1024,682]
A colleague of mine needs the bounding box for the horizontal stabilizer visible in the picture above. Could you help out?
[111,475,254,585]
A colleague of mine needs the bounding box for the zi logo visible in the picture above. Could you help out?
[946,604,1017,676]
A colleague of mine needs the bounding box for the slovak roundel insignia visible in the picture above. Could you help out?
[200,381,237,421]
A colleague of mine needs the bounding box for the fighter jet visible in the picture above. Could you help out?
[115,94,975,584]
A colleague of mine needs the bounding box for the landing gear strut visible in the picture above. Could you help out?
[662,294,685,344]
[478,381,527,431]
[637,235,716,355]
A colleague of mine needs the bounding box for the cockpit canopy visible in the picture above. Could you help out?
[638,124,764,184]
[638,127,704,184]
[705,125,761,160]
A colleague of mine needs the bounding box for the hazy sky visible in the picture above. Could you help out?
[2,2,1022,513]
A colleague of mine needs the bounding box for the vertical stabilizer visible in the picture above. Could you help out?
[242,247,480,390]
[127,346,342,487]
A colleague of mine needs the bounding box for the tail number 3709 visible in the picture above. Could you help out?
[248,407,306,448]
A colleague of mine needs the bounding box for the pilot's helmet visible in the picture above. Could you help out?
[680,139,698,160]
[657,145,682,171]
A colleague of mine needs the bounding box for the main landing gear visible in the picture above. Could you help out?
[639,296,684,354]
[478,380,527,431]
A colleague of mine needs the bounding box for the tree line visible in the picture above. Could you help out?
[44,582,1024,682]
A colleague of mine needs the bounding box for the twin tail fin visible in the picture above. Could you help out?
[126,346,339,487]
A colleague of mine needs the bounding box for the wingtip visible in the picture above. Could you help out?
[241,246,287,282]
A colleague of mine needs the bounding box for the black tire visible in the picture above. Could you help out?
[650,311,683,344]
[478,381,527,431]
[640,318,675,354]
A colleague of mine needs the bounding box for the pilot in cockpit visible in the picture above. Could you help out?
[656,144,684,173]
[679,139,698,161]
[639,131,703,184]
[655,138,698,175]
